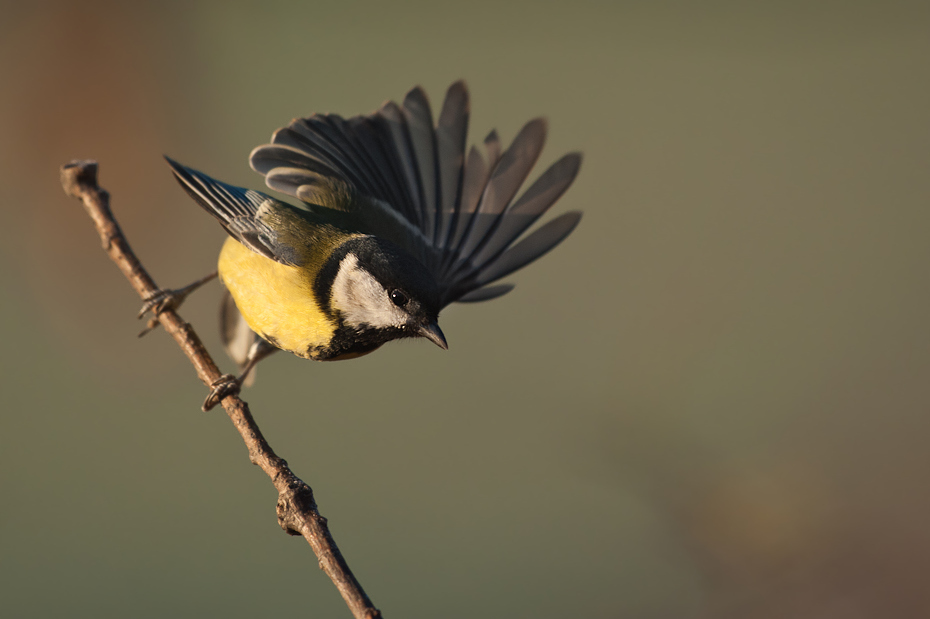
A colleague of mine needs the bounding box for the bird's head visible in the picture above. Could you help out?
[324,236,447,350]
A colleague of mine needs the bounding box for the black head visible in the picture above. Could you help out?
[321,236,447,351]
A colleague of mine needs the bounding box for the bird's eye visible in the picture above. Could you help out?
[389,289,409,307]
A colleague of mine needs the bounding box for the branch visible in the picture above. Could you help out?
[60,160,381,619]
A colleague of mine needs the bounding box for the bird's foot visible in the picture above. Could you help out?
[202,373,241,411]
[138,272,218,336]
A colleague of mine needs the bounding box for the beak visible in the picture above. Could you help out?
[418,321,448,350]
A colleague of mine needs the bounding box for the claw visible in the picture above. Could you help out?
[138,316,161,338]
[137,272,218,336]
[202,373,241,411]
[138,289,176,319]
[200,339,276,410]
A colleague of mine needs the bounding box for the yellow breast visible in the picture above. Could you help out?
[217,238,336,359]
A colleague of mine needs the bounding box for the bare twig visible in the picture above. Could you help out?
[60,160,381,619]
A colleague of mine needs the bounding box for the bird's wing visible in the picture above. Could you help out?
[249,81,582,307]
[166,156,316,267]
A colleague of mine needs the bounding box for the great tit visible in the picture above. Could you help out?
[165,81,581,407]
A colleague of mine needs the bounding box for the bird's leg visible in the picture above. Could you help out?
[201,339,278,411]
[138,271,218,336]
[239,339,279,384]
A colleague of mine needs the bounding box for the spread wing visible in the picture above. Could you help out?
[249,80,582,307]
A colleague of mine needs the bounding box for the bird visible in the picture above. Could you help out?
[161,80,582,409]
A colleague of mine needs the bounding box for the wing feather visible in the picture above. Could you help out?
[472,211,582,287]
[402,87,439,253]
[453,119,547,267]
[484,130,502,170]
[434,81,469,251]
[374,100,425,226]
[444,145,489,265]
[467,152,582,271]
[455,283,515,303]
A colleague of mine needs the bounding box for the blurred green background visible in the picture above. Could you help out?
[3,1,930,617]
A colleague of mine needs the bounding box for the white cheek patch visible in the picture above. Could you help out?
[331,253,408,329]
